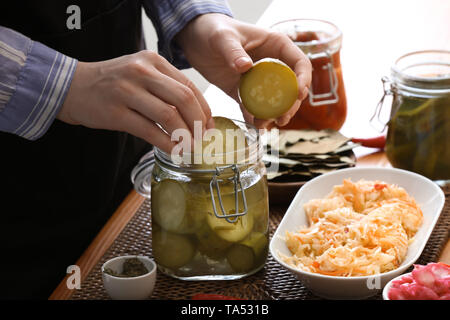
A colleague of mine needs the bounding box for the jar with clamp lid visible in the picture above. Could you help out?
[272,18,347,130]
[372,50,450,182]
[131,119,269,280]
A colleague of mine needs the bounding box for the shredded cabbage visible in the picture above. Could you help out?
[282,179,423,276]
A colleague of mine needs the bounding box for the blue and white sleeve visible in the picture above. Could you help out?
[143,0,233,69]
[0,26,77,140]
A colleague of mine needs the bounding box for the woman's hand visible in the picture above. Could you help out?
[57,50,212,153]
[176,13,312,128]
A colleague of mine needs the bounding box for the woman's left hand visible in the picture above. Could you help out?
[176,13,312,128]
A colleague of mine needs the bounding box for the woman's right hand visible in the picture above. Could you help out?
[57,50,212,153]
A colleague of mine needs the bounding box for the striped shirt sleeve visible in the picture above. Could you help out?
[0,26,77,140]
[143,0,233,69]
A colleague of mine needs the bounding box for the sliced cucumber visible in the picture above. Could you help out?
[226,244,254,272]
[201,116,248,166]
[207,210,254,243]
[240,232,268,258]
[251,200,269,233]
[152,229,196,269]
[151,179,186,232]
[152,179,205,234]
[239,59,298,120]
[196,223,231,260]
[226,232,268,272]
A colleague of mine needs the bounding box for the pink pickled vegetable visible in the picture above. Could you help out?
[388,263,450,300]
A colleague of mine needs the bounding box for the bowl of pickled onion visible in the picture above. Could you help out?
[383,263,450,300]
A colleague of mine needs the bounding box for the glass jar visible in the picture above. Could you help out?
[131,119,269,280]
[373,50,450,181]
[271,19,347,130]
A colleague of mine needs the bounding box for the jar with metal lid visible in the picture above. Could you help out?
[271,18,347,130]
[373,50,450,181]
[131,119,269,280]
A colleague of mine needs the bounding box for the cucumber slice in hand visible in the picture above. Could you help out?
[152,229,196,269]
[239,59,298,119]
[151,179,186,232]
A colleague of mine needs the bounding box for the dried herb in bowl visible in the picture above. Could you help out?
[104,257,149,278]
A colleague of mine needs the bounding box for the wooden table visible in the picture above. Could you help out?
[49,151,450,300]
[50,0,450,299]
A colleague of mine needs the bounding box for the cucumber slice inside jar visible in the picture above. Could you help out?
[196,223,231,260]
[207,210,254,242]
[226,244,255,272]
[226,232,268,272]
[152,229,196,269]
[239,59,298,119]
[151,179,186,232]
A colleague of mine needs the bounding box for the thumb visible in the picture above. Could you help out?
[214,34,253,73]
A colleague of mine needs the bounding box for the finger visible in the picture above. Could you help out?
[275,99,301,127]
[254,33,312,100]
[118,108,177,154]
[253,118,274,129]
[152,58,214,129]
[143,70,207,135]
[126,86,191,137]
[211,30,253,73]
[278,37,312,100]
[239,103,255,124]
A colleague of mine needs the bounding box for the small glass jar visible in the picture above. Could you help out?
[271,19,347,130]
[373,50,450,181]
[131,119,269,280]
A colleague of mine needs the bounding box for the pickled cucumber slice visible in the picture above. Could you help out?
[152,179,206,234]
[151,179,186,232]
[239,59,298,119]
[226,232,268,272]
[152,229,196,269]
[207,210,254,242]
[201,116,248,166]
[226,244,254,272]
[240,232,268,258]
[196,223,231,260]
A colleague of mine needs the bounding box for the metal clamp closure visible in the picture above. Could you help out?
[370,76,394,132]
[308,51,339,106]
[209,164,248,223]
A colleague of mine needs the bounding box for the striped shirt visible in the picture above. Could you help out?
[0,0,232,140]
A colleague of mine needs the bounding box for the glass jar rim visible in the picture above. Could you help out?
[391,50,450,93]
[271,18,342,49]
[153,119,263,173]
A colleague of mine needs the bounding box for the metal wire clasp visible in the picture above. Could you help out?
[370,76,393,132]
[209,164,248,223]
[308,51,339,106]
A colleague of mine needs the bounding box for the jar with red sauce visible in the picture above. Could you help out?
[272,19,347,130]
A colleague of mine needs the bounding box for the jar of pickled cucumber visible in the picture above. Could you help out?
[131,118,269,280]
[373,50,450,181]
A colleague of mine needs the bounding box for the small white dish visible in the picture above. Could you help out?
[102,255,156,300]
[269,167,445,299]
[382,272,412,300]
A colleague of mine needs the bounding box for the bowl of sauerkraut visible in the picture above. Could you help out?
[270,167,445,299]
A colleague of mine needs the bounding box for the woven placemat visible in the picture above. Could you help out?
[70,185,450,300]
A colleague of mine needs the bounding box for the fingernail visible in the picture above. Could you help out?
[235,56,252,69]
[206,117,215,129]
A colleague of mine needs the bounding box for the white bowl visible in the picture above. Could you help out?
[382,272,412,300]
[102,255,157,300]
[269,167,445,299]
